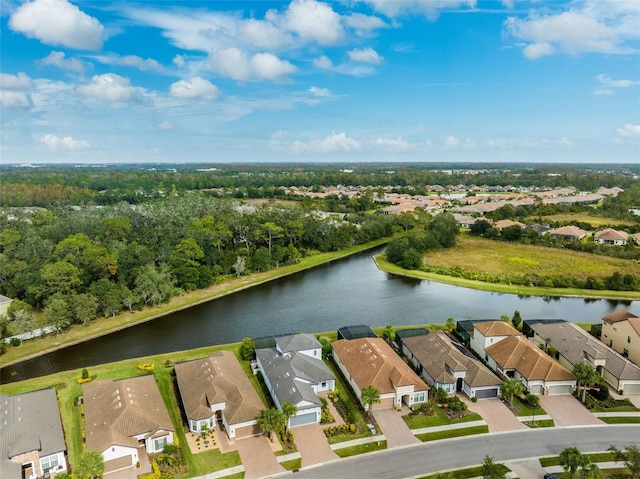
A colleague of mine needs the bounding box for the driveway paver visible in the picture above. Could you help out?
[627,395,640,409]
[371,408,420,448]
[539,394,603,427]
[460,396,527,432]
[506,458,547,479]
[235,435,285,479]
[294,424,338,467]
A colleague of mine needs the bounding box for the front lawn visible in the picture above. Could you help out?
[584,394,640,412]
[418,463,510,479]
[599,416,640,424]
[334,440,387,458]
[403,404,482,429]
[511,396,547,417]
[523,419,555,428]
[415,425,489,442]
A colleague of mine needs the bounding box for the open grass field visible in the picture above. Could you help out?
[529,213,637,227]
[423,236,640,280]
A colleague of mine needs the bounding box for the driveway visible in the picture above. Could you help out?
[460,396,527,432]
[294,424,338,467]
[539,395,603,427]
[627,395,640,409]
[506,458,548,479]
[371,408,420,448]
[235,435,285,479]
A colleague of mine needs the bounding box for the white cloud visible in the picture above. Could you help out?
[445,135,459,146]
[0,72,33,108]
[9,0,104,50]
[40,134,90,151]
[158,121,173,130]
[170,77,221,100]
[593,89,615,96]
[313,55,333,69]
[343,13,387,36]
[207,48,297,82]
[364,0,476,20]
[283,0,344,45]
[617,123,640,138]
[239,18,293,49]
[500,0,515,8]
[522,42,555,60]
[372,136,414,151]
[308,86,331,97]
[347,47,383,64]
[504,2,640,59]
[38,51,86,72]
[292,132,361,153]
[173,55,186,67]
[90,54,166,73]
[596,74,640,88]
[77,73,140,103]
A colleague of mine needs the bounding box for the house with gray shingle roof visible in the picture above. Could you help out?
[175,350,265,438]
[83,375,174,478]
[256,333,335,428]
[0,388,68,479]
[525,320,640,394]
[402,331,502,400]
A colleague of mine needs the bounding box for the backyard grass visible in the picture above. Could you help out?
[0,238,390,367]
[415,425,489,442]
[334,440,387,458]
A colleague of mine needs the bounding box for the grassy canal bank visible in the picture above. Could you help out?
[0,238,390,368]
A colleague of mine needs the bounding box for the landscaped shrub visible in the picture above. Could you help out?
[140,460,161,479]
[471,396,478,403]
[137,362,155,372]
[82,368,89,379]
[9,337,21,346]
[595,383,609,401]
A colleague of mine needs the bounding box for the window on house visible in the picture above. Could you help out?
[41,456,59,471]
[414,392,425,403]
[623,348,629,358]
[628,336,632,343]
[154,437,167,451]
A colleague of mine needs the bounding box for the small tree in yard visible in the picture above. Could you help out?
[501,378,525,407]
[609,444,640,479]
[281,401,298,431]
[511,310,522,330]
[75,451,105,479]
[482,455,507,479]
[361,385,380,416]
[257,407,285,443]
[523,393,540,423]
[446,317,455,332]
[573,362,599,403]
[559,446,590,479]
[239,337,255,361]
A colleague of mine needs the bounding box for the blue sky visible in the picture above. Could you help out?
[1,0,638,164]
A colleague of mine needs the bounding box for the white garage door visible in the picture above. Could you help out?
[529,385,544,395]
[289,412,316,427]
[547,384,572,395]
[622,383,640,394]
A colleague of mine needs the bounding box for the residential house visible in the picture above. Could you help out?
[493,219,525,230]
[256,333,335,428]
[549,225,587,241]
[470,321,576,395]
[332,337,429,410]
[524,224,551,236]
[402,331,502,399]
[601,309,640,366]
[175,350,264,439]
[594,228,629,246]
[0,388,68,479]
[0,294,13,316]
[526,320,640,394]
[83,375,174,478]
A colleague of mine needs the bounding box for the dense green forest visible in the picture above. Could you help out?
[2,163,640,345]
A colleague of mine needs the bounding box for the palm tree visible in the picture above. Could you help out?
[257,407,285,443]
[609,444,640,479]
[501,378,525,407]
[75,451,105,479]
[559,446,589,479]
[523,393,540,423]
[281,401,298,431]
[572,362,599,403]
[361,385,381,416]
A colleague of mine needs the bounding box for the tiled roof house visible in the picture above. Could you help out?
[175,350,265,438]
[332,337,429,410]
[83,375,174,477]
[602,309,640,367]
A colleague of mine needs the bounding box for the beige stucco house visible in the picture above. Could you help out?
[602,309,640,367]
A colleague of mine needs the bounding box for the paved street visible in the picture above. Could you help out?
[290,425,640,479]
